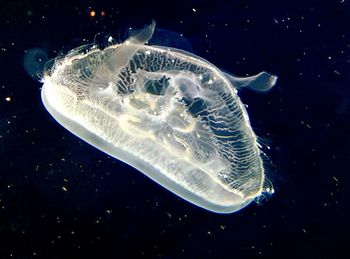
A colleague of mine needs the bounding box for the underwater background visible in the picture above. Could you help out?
[1,0,349,258]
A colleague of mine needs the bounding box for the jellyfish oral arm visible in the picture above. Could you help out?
[224,71,278,92]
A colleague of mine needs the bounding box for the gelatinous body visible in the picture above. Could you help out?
[41,22,277,213]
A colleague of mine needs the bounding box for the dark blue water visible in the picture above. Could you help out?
[1,0,349,258]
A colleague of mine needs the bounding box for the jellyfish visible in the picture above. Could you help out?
[41,21,277,213]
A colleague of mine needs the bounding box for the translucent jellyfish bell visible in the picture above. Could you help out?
[41,21,277,213]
